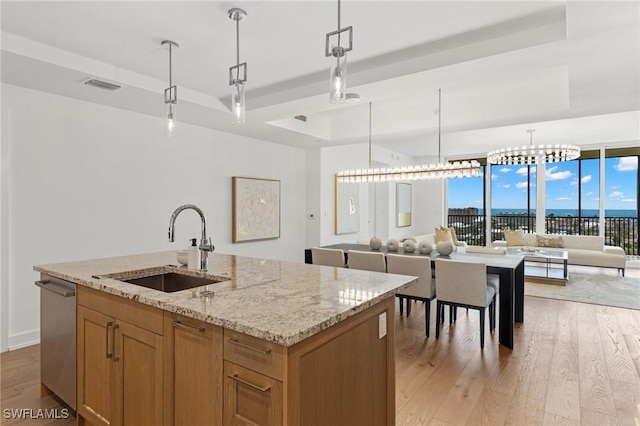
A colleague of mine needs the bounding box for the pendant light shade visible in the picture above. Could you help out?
[336,90,481,183]
[325,0,353,104]
[228,8,247,124]
[162,40,179,137]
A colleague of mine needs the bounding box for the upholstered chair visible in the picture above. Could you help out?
[387,254,436,337]
[347,250,386,273]
[434,258,496,349]
[311,247,345,268]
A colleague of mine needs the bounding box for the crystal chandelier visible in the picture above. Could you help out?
[336,90,481,183]
[487,129,580,165]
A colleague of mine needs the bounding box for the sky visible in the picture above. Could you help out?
[448,156,638,213]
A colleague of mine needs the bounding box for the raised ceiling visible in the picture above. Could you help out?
[1,1,638,159]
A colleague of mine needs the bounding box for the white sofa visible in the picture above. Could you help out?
[492,233,626,275]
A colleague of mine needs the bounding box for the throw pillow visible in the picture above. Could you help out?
[504,228,527,246]
[435,227,452,244]
[537,235,563,248]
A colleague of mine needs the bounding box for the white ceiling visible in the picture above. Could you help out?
[1,1,639,159]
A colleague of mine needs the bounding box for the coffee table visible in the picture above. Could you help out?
[507,248,568,284]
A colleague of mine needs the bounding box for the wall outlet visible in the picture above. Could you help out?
[378,312,387,339]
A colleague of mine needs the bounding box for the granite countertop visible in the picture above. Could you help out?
[34,251,415,347]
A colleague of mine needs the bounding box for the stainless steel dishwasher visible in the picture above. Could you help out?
[35,274,76,411]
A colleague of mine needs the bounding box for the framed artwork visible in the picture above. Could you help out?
[396,182,412,227]
[334,175,360,235]
[232,176,281,243]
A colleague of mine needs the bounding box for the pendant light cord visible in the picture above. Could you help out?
[438,88,442,164]
[168,43,173,88]
[337,0,342,47]
[235,18,240,82]
[368,102,372,168]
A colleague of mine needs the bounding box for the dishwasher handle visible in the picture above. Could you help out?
[34,280,75,297]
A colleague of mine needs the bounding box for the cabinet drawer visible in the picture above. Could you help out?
[223,329,285,381]
[223,361,282,426]
[77,286,163,335]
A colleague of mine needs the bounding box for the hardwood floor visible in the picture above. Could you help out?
[394,267,640,425]
[2,269,639,425]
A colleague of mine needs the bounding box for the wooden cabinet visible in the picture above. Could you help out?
[223,361,283,425]
[222,329,285,425]
[76,286,396,426]
[77,306,115,426]
[77,287,164,426]
[221,297,395,426]
[163,312,223,426]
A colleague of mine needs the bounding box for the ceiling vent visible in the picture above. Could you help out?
[294,115,307,122]
[82,78,122,91]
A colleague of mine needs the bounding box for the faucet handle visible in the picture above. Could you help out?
[199,238,215,252]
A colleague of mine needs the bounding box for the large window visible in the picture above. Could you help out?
[490,164,536,241]
[448,165,486,246]
[604,154,638,255]
[447,149,638,255]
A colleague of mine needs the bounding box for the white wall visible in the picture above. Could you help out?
[317,143,436,245]
[1,83,307,351]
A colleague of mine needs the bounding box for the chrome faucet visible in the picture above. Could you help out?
[168,204,215,270]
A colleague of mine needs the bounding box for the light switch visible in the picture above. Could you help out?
[379,312,387,339]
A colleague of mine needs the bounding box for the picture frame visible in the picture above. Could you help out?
[232,176,281,243]
[396,182,412,227]
[334,175,360,235]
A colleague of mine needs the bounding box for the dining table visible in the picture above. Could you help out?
[305,244,525,350]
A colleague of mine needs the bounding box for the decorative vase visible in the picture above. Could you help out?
[436,241,454,256]
[387,238,400,252]
[370,237,382,250]
[418,240,433,254]
[403,240,417,253]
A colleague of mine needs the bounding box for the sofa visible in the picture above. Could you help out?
[492,232,626,275]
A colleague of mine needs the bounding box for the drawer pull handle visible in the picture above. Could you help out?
[228,338,271,354]
[112,324,120,361]
[227,374,271,392]
[34,281,75,297]
[172,321,205,334]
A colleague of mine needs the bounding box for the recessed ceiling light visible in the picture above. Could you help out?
[345,93,360,103]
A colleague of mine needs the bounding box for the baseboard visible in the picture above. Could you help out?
[8,328,40,351]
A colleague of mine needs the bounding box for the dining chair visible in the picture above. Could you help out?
[434,258,496,349]
[311,247,346,268]
[387,254,436,337]
[347,250,386,272]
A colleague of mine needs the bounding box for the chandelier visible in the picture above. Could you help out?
[487,129,580,165]
[336,90,481,183]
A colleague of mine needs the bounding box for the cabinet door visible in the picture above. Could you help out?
[223,361,283,426]
[77,306,115,426]
[164,314,223,426]
[114,320,163,426]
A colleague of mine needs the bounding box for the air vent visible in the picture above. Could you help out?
[294,115,307,122]
[83,79,122,91]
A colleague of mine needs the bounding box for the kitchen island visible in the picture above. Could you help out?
[35,251,415,426]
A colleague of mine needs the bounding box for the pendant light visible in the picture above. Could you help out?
[325,0,353,104]
[336,90,481,183]
[162,40,179,137]
[487,129,580,165]
[229,8,247,124]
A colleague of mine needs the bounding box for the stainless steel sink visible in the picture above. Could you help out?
[120,272,221,293]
